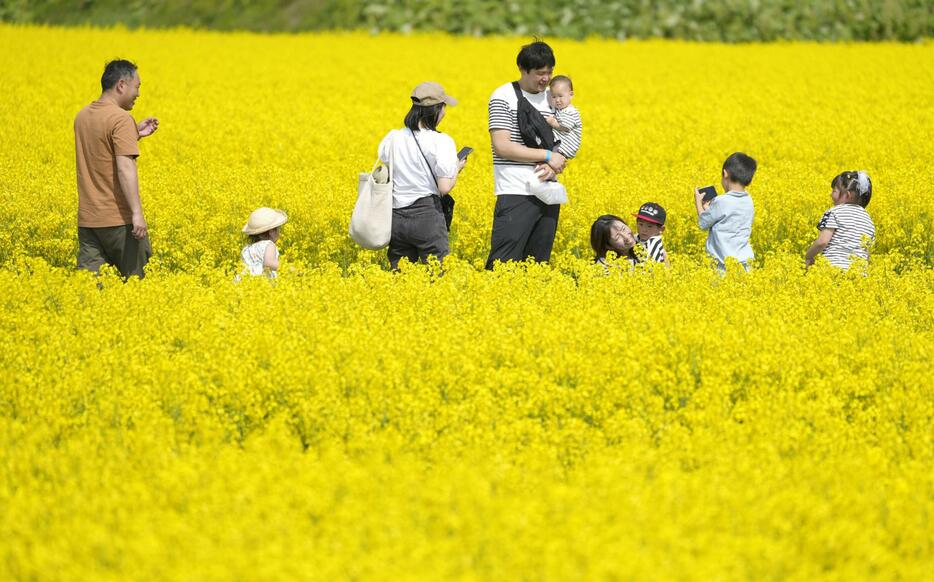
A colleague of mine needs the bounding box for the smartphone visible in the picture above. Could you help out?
[698,185,717,203]
[457,147,473,160]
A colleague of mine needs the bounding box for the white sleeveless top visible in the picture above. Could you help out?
[241,240,277,277]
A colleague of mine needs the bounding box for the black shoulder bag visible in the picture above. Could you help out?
[411,129,455,231]
[511,81,560,152]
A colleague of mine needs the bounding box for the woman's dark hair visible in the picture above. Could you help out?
[590,214,636,262]
[517,40,555,72]
[248,227,278,244]
[404,102,445,132]
[832,171,873,208]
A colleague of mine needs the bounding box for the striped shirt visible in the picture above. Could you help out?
[553,104,582,158]
[817,204,875,269]
[636,235,666,263]
[488,82,569,196]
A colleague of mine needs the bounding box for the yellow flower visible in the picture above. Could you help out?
[0,24,932,580]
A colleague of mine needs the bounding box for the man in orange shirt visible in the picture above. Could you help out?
[75,59,159,278]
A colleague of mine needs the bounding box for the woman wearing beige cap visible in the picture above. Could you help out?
[376,82,469,269]
[240,207,287,278]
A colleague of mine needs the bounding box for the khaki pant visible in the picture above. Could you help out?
[77,225,152,279]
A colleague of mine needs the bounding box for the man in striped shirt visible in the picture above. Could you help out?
[484,41,572,270]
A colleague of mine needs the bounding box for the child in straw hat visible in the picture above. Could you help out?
[241,207,287,278]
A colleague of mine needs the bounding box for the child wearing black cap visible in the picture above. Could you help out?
[633,202,668,265]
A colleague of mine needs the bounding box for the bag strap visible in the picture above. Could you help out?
[373,132,396,180]
[389,132,395,182]
[410,128,440,195]
[511,82,561,152]
[512,81,523,102]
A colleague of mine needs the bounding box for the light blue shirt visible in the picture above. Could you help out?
[698,190,754,267]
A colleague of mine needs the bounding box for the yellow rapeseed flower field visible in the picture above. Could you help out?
[1,25,933,579]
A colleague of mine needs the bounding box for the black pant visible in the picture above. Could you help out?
[77,225,152,279]
[388,196,449,270]
[485,195,560,270]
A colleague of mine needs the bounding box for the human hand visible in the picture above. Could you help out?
[137,117,159,138]
[547,151,566,174]
[457,157,467,172]
[131,212,148,239]
[534,164,556,182]
[694,187,711,211]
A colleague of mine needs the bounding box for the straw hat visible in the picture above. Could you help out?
[242,207,288,235]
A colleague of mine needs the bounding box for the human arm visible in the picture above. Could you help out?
[437,157,467,195]
[805,229,835,266]
[263,242,279,271]
[137,117,159,138]
[429,135,467,195]
[115,155,147,239]
[694,187,711,216]
[546,116,571,132]
[548,108,575,133]
[490,129,566,173]
[695,188,719,230]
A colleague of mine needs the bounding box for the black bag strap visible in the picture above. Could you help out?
[410,128,440,195]
[512,81,523,102]
[511,82,560,152]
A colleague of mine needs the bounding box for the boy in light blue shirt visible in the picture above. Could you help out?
[694,152,757,271]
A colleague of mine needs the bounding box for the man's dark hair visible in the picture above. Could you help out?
[101,60,138,92]
[517,40,555,72]
[404,101,445,132]
[550,75,573,91]
[722,152,757,187]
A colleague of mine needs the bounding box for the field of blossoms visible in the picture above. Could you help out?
[1,25,933,579]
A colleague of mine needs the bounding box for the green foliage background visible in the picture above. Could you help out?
[1,0,932,41]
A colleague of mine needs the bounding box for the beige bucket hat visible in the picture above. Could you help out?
[243,207,288,235]
[411,82,458,107]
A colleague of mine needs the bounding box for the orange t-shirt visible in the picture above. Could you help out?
[75,100,140,227]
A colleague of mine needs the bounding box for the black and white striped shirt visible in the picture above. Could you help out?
[488,82,572,195]
[817,204,875,269]
[636,235,666,263]
[553,104,582,158]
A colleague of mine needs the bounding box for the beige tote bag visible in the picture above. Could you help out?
[350,136,394,250]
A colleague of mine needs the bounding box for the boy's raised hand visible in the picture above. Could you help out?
[694,187,710,215]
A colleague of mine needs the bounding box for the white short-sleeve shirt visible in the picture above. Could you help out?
[378,128,458,209]
[488,82,559,196]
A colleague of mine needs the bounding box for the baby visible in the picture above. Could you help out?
[546,75,582,159]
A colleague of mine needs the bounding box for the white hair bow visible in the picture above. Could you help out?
[856,171,871,196]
